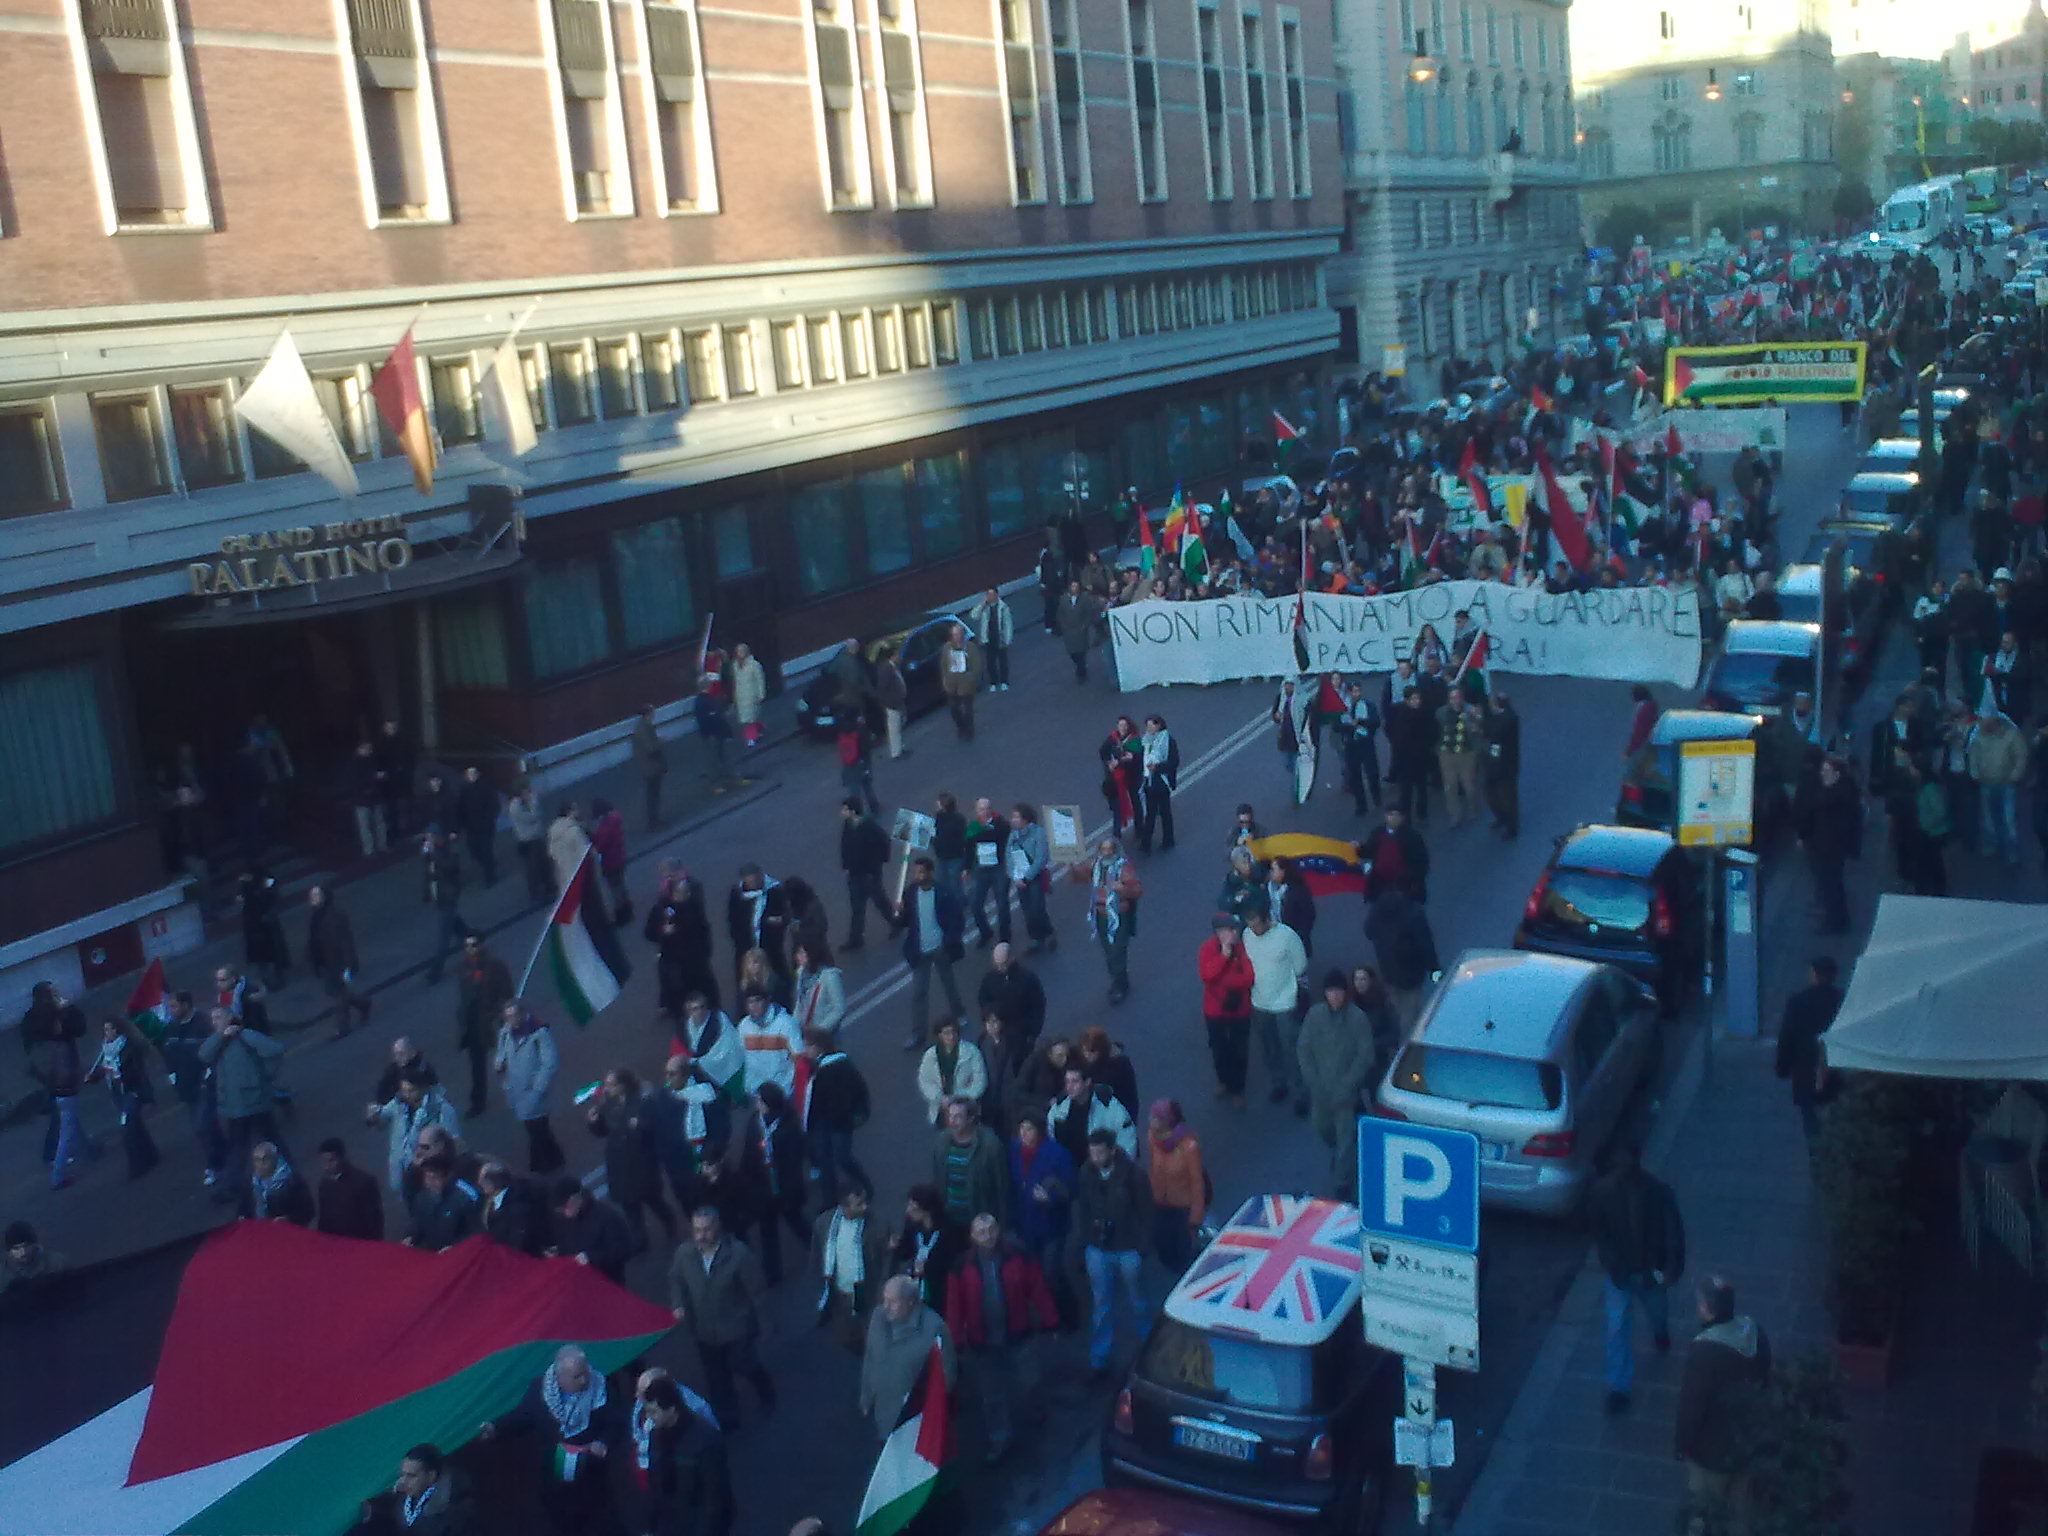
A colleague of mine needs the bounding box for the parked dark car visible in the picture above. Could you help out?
[792,610,961,740]
[1104,1195,1395,1533]
[1700,619,1824,730]
[1513,824,1704,1014]
[1616,708,1783,843]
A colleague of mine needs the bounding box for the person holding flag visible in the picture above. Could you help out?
[856,1281,956,1535]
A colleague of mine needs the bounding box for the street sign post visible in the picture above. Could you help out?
[1677,738,1756,847]
[1357,1119,1481,1529]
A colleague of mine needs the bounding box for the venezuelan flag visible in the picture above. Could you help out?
[1248,834,1366,897]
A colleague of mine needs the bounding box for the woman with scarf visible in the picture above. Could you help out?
[85,1016,159,1179]
[645,864,719,1017]
[792,938,846,1041]
[1087,835,1142,1006]
[1098,717,1142,837]
[916,1018,988,1127]
[480,1346,624,1536]
[1146,1101,1208,1275]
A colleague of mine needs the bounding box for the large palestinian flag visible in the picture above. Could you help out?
[0,1221,671,1536]
[548,848,631,1024]
[856,1339,953,1536]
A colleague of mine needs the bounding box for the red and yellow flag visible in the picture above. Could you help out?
[370,327,437,495]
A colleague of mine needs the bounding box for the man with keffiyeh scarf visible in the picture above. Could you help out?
[1087,836,1143,1005]
[479,1345,623,1536]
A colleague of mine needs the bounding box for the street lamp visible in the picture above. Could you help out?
[1841,89,1855,104]
[1408,29,1437,84]
[1705,67,1722,102]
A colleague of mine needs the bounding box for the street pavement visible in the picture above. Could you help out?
[6,401,2028,1535]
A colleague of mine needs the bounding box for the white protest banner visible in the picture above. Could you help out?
[1618,409,1787,455]
[1108,581,1702,691]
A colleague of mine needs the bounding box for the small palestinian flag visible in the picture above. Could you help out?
[1137,503,1156,576]
[127,957,170,1043]
[1272,410,1302,442]
[1401,522,1427,586]
[1529,384,1555,414]
[0,1221,673,1536]
[1181,523,1209,583]
[672,1016,746,1101]
[857,1340,954,1536]
[548,850,632,1025]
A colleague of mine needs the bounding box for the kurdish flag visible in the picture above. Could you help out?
[547,850,631,1025]
[0,1222,672,1536]
[126,958,170,1043]
[857,1340,954,1536]
[1247,833,1366,897]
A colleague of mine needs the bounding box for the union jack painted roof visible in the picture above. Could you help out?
[1165,1195,1364,1347]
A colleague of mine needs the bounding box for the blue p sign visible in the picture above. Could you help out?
[1357,1118,1480,1252]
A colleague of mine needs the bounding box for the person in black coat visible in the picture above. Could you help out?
[1383,688,1435,823]
[306,884,372,1036]
[640,1379,735,1536]
[1364,887,1440,1034]
[478,1161,549,1256]
[839,800,899,950]
[1794,756,1861,935]
[801,1031,871,1208]
[316,1138,386,1241]
[646,867,720,1017]
[455,767,500,886]
[1775,957,1843,1139]
[1484,691,1522,839]
[548,1177,635,1284]
[726,866,793,991]
[1360,806,1430,903]
[975,944,1046,1048]
[588,1069,676,1253]
[238,867,291,990]
[479,1347,626,1536]
[724,1085,810,1286]
[406,1155,479,1251]
[1586,1142,1686,1414]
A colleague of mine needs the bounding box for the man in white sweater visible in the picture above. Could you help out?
[1243,910,1308,1116]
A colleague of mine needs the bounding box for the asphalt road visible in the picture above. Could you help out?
[3,405,1871,1536]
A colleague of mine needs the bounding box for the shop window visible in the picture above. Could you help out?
[434,590,510,689]
[1196,393,1228,469]
[0,405,67,515]
[0,661,117,853]
[611,516,696,650]
[1161,398,1198,487]
[549,344,597,425]
[1120,413,1162,496]
[1030,433,1075,524]
[522,555,612,679]
[855,464,913,575]
[93,392,170,501]
[916,451,965,556]
[711,503,756,577]
[981,440,1031,539]
[168,384,242,490]
[790,479,854,595]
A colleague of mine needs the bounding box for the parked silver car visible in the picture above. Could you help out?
[1368,950,1659,1217]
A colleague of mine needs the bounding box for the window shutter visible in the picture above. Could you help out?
[1133,63,1157,118]
[882,29,917,112]
[553,0,611,97]
[815,22,856,108]
[363,85,428,211]
[347,0,418,84]
[96,71,186,219]
[1004,41,1036,116]
[1203,65,1224,118]
[83,0,170,75]
[1244,74,1264,118]
[647,6,699,103]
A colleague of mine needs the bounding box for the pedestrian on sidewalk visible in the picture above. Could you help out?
[1073,1130,1153,1379]
[648,864,720,1017]
[1088,836,1142,1006]
[85,1016,160,1180]
[549,1176,633,1282]
[969,586,1016,691]
[945,1213,1055,1463]
[977,941,1046,1049]
[1969,706,2028,863]
[237,866,291,991]
[815,1185,893,1352]
[1008,804,1056,952]
[801,1026,870,1205]
[1145,1101,1207,1275]
[940,624,983,740]
[1588,1142,1686,1415]
[315,1137,384,1241]
[838,721,881,815]
[876,644,910,760]
[1794,755,1860,935]
[506,783,551,903]
[1037,539,1066,634]
[21,982,88,1190]
[1675,1276,1772,1526]
[366,1072,460,1193]
[343,740,389,857]
[918,1021,989,1128]
[1297,971,1374,1196]
[1435,687,1486,828]
[931,1095,1008,1227]
[1197,917,1256,1106]
[457,767,501,887]
[732,643,768,749]
[1365,885,1440,1034]
[202,1008,287,1209]
[727,865,792,996]
[862,1275,957,1441]
[1361,804,1430,903]
[1775,956,1843,1140]
[838,800,897,952]
[1485,690,1522,838]
[421,833,467,986]
[453,933,512,1117]
[306,884,372,1036]
[694,680,736,787]
[634,704,668,828]
[1057,581,1097,683]
[1242,909,1307,1113]
[726,1080,811,1285]
[251,1141,315,1226]
[933,792,969,894]
[1339,681,1382,816]
[495,1002,566,1175]
[901,855,968,1050]
[669,1207,777,1430]
[376,718,415,836]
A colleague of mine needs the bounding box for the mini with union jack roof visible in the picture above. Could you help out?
[1102,1194,1397,1533]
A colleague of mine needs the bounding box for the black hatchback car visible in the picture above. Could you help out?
[792,611,961,741]
[1512,824,1702,1015]
[1103,1195,1395,1533]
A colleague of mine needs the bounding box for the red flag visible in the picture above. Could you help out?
[1529,384,1555,413]
[1629,364,1653,393]
[369,327,437,495]
[1457,437,1492,515]
[1272,410,1302,442]
[1665,421,1684,459]
[1599,435,1617,493]
[1535,446,1591,572]
[1453,631,1489,685]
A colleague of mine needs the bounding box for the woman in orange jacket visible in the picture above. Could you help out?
[1147,1099,1208,1276]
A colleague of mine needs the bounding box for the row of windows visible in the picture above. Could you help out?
[0,261,1317,515]
[1398,0,1568,76]
[47,0,1322,239]
[1402,72,1571,161]
[1406,194,1575,250]
[1395,267,1570,359]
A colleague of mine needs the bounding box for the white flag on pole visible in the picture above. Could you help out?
[234,330,359,498]
[479,338,538,461]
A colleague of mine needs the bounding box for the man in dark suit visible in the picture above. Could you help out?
[1775,956,1843,1139]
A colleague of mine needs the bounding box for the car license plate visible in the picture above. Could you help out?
[1480,1140,1510,1162]
[1172,1420,1258,1461]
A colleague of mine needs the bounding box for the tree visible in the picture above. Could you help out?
[1832,180,1875,223]
[1968,116,2012,162]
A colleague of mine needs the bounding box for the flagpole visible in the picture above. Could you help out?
[515,848,581,998]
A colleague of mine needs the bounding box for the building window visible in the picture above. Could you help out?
[1658,9,1675,40]
[905,305,934,367]
[550,342,598,424]
[1047,0,1092,201]
[427,356,483,444]
[596,339,638,418]
[340,0,447,223]
[0,662,118,855]
[1491,76,1507,149]
[1465,72,1483,157]
[711,503,755,577]
[1241,10,1272,197]
[611,516,696,650]
[1510,12,1522,66]
[1732,70,1757,96]
[917,451,966,556]
[981,441,1032,539]
[76,0,209,231]
[809,0,872,208]
[0,405,67,515]
[1539,86,1555,159]
[1280,14,1308,196]
[876,307,906,372]
[872,0,932,205]
[855,464,915,575]
[997,0,1046,202]
[1582,128,1613,176]
[522,555,613,679]
[518,349,551,433]
[790,480,854,595]
[167,384,241,490]
[934,301,960,363]
[682,329,721,402]
[641,330,683,410]
[92,392,170,501]
[548,0,632,216]
[1484,4,1497,61]
[1196,3,1231,198]
[721,326,758,398]
[1735,113,1761,164]
[1127,0,1166,201]
[1436,74,1456,151]
[1536,17,1547,72]
[642,0,716,211]
[840,312,874,378]
[807,316,841,382]
[772,321,807,388]
[433,591,510,688]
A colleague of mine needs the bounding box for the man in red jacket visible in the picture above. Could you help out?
[944,1213,1058,1463]
[1196,916,1256,1107]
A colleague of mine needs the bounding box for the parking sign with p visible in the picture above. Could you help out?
[1356,1119,1480,1254]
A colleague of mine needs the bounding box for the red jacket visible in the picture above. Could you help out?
[590,811,627,875]
[944,1244,1058,1346]
[1197,935,1256,1019]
